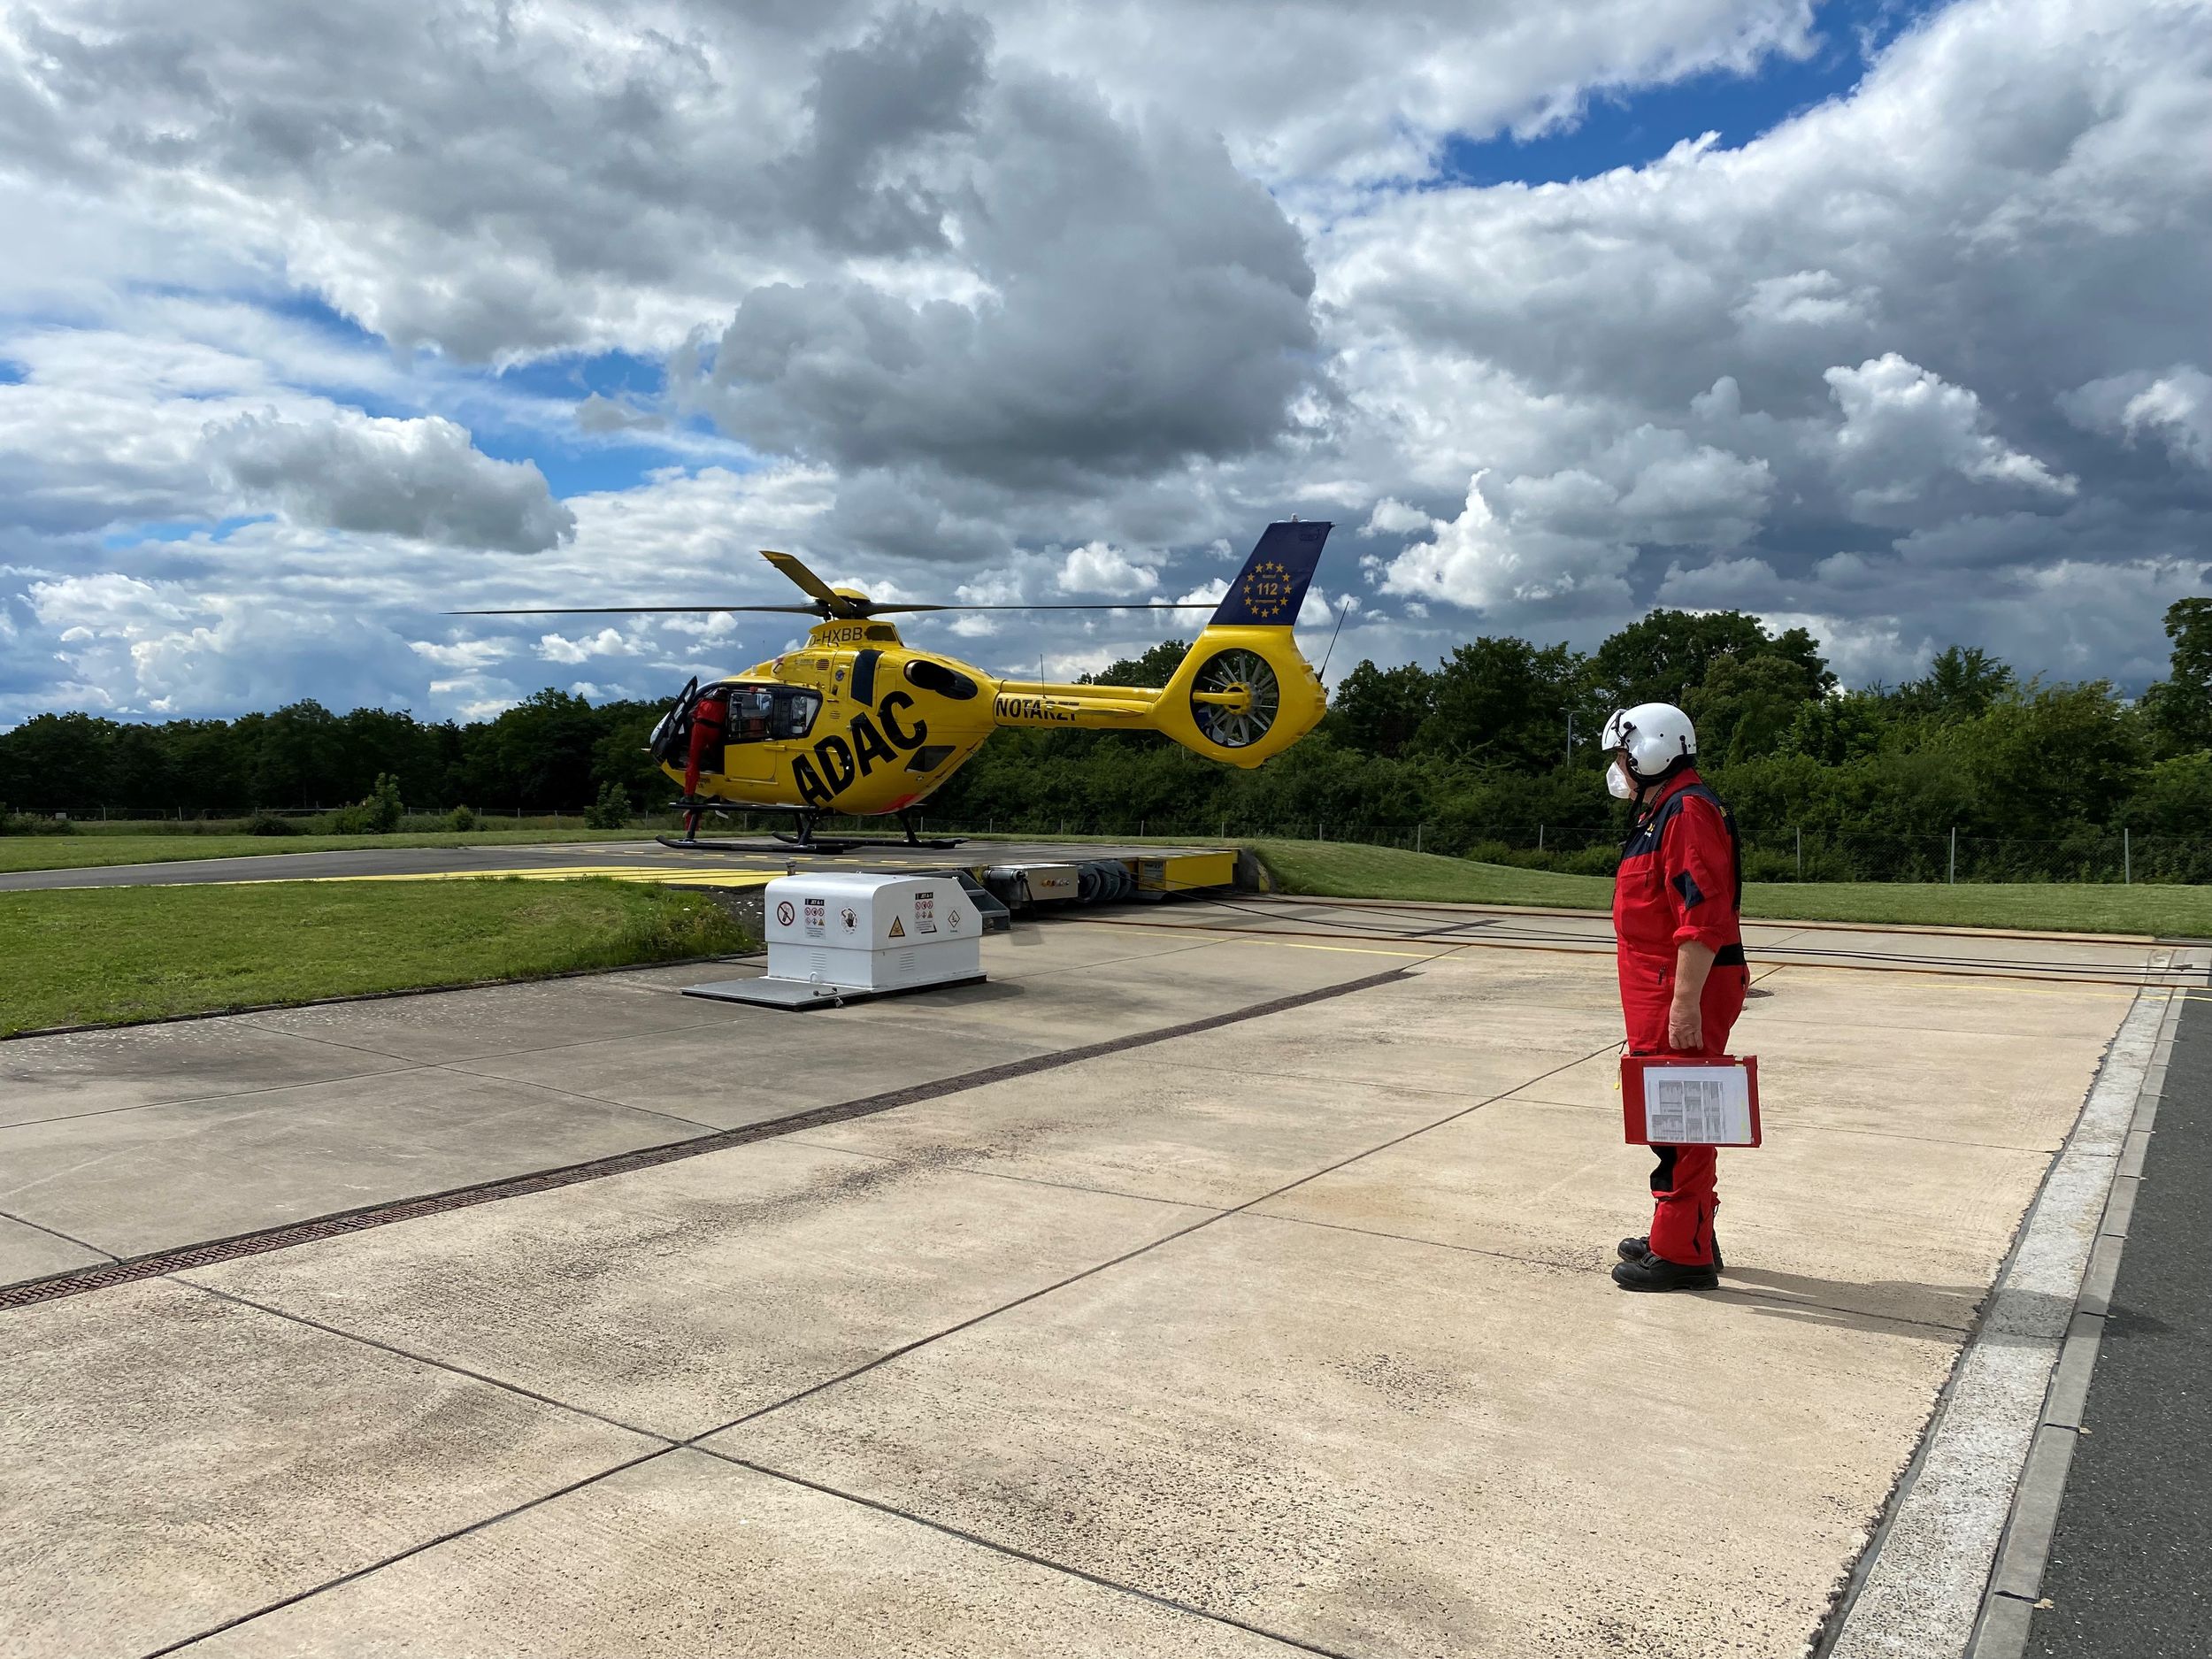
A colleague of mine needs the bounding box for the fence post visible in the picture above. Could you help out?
[2124,827,2131,885]
[1948,826,1956,885]
[1538,823,1545,852]
[1316,820,1323,841]
[1416,823,1423,855]
[1795,826,1802,880]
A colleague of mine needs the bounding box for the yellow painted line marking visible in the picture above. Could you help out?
[1067,923,1447,960]
[1226,938,1444,959]
[1755,963,2161,999]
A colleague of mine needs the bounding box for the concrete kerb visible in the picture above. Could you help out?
[1818,951,2174,1659]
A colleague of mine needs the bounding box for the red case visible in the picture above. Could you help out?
[1621,1054,1762,1147]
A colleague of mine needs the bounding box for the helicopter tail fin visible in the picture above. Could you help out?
[1207,520,1332,627]
[1139,522,1333,768]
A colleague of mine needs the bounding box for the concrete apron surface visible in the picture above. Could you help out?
[0,912,2154,1658]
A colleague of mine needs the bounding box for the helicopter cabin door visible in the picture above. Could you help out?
[717,686,821,784]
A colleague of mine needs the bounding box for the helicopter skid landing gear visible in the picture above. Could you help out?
[656,805,965,855]
[766,809,964,854]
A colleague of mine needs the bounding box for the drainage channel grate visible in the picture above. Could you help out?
[2,967,1410,1312]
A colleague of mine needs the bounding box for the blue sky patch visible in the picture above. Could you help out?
[101,515,271,549]
[1437,0,1937,188]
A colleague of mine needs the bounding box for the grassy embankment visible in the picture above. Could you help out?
[0,878,754,1037]
[1247,838,2212,938]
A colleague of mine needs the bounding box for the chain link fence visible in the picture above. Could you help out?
[898,815,2212,885]
[12,804,2212,884]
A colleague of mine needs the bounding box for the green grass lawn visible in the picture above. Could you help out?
[0,878,755,1037]
[1248,839,1614,909]
[1246,838,2212,937]
[0,826,668,875]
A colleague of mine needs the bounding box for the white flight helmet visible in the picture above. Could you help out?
[1601,702,1697,797]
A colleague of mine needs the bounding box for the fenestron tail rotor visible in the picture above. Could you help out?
[1188,647,1280,749]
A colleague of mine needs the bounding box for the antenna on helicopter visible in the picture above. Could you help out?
[1317,595,1353,685]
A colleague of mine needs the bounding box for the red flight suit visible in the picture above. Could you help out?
[1613,768,1747,1267]
[683,691,729,799]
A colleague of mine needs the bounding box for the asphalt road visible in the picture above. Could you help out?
[2027,990,2212,1655]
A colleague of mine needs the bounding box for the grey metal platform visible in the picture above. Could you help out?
[680,973,989,1010]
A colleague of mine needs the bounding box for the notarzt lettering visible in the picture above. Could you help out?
[993,694,1078,724]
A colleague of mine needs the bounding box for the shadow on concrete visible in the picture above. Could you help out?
[1712,1263,1988,1337]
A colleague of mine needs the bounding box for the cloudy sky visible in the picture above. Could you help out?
[2,0,2208,726]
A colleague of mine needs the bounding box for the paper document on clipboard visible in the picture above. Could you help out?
[1621,1056,1761,1147]
[1648,1071,1744,1142]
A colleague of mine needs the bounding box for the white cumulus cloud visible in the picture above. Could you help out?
[1056,542,1160,597]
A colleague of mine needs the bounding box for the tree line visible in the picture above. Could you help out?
[6,600,2212,880]
[0,691,672,821]
[933,600,2212,882]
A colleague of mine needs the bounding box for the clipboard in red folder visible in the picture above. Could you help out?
[1621,1054,1762,1147]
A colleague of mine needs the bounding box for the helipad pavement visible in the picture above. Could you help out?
[0,906,2161,1657]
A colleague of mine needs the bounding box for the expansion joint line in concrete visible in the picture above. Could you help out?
[0,1204,121,1263]
[136,1448,682,1659]
[0,966,1413,1312]
[696,1448,1365,1659]
[1816,952,2183,1659]
[189,970,1598,1659]
[706,1033,1624,1442]
[137,966,1496,1659]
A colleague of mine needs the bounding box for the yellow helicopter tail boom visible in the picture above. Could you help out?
[985,522,1333,768]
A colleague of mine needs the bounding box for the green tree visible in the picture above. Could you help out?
[1329,659,1434,757]
[1970,681,2147,838]
[336,772,404,834]
[1417,637,1586,772]
[1591,609,1832,710]
[462,688,602,808]
[586,780,632,829]
[0,712,119,808]
[1686,652,1829,763]
[1896,646,2016,722]
[2140,597,2212,756]
[1779,689,1892,767]
[1087,640,1190,688]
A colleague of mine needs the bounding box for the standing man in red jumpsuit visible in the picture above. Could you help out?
[1601,702,1748,1293]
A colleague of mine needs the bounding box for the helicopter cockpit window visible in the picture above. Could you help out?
[772,690,821,739]
[723,687,821,743]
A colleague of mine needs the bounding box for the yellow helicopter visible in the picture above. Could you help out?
[461,520,1333,849]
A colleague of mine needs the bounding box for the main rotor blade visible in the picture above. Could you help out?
[449,604,823,616]
[893,602,1218,612]
[759,549,845,607]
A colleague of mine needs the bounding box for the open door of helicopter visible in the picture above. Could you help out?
[648,676,700,766]
[656,678,826,792]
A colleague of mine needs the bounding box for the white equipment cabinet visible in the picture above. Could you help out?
[684,872,986,1009]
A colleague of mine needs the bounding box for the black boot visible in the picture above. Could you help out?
[1611,1250,1719,1293]
[1617,1233,1722,1271]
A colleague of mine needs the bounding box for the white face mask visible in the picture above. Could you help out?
[1607,758,1638,800]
